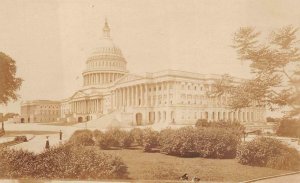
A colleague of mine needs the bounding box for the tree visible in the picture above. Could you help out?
[0,52,23,105]
[3,113,19,121]
[210,26,300,117]
[0,52,23,131]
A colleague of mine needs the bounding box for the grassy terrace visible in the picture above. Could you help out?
[97,148,298,182]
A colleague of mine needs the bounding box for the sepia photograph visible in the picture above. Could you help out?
[0,0,300,182]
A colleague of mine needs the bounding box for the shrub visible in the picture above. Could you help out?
[119,131,134,148]
[95,128,134,149]
[143,128,159,152]
[237,137,300,170]
[276,118,300,138]
[0,145,128,179]
[195,119,209,128]
[160,127,198,157]
[95,131,116,149]
[159,127,241,158]
[36,145,128,179]
[14,136,27,142]
[195,128,240,158]
[130,128,144,146]
[93,129,104,139]
[68,130,94,146]
[0,148,35,178]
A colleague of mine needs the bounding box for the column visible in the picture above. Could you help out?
[149,85,152,106]
[125,87,128,106]
[155,83,158,106]
[145,84,148,106]
[139,85,142,106]
[111,92,114,109]
[96,99,98,113]
[167,82,170,106]
[120,88,123,107]
[116,90,119,109]
[135,85,138,106]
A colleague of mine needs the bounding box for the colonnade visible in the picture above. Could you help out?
[111,82,173,109]
[83,73,123,86]
[70,98,103,114]
[191,109,264,122]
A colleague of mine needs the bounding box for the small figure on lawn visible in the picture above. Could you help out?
[59,130,63,140]
[192,176,201,182]
[45,136,50,150]
[180,173,189,181]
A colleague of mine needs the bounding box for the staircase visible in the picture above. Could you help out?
[73,110,132,130]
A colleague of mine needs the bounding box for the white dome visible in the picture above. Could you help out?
[82,20,128,87]
[89,38,123,58]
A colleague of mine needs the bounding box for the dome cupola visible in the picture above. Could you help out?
[82,19,128,87]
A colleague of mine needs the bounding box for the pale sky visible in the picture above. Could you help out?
[1,0,300,114]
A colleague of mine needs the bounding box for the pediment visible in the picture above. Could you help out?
[115,74,145,84]
[70,91,87,99]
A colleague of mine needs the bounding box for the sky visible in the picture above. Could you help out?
[0,0,299,114]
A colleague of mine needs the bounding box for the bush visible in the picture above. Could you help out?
[0,145,128,179]
[95,128,133,149]
[130,128,144,146]
[0,148,35,178]
[195,128,240,158]
[237,137,300,170]
[143,128,159,152]
[14,136,27,142]
[195,119,209,128]
[159,127,241,158]
[95,131,116,149]
[68,130,94,146]
[160,127,198,157]
[276,118,300,138]
[119,131,134,148]
[93,129,104,139]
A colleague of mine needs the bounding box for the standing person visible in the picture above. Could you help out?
[45,136,50,150]
[59,130,62,140]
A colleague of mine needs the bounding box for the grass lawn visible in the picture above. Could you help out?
[98,148,298,182]
[3,130,58,137]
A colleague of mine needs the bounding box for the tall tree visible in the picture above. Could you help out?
[0,52,23,105]
[210,26,300,117]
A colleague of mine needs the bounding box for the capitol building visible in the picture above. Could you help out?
[20,20,267,128]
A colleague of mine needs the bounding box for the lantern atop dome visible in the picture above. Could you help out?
[103,18,110,38]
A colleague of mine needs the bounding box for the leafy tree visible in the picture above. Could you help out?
[276,118,300,138]
[0,52,22,131]
[3,113,19,121]
[211,26,300,117]
[0,52,23,105]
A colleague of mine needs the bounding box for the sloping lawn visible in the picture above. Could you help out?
[100,148,298,182]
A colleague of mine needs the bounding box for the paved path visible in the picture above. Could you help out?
[2,122,85,153]
[243,172,300,183]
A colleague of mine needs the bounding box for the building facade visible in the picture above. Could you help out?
[20,100,61,123]
[21,20,266,127]
[59,20,266,126]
